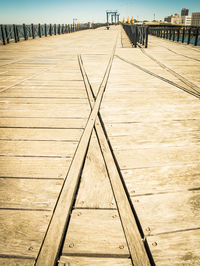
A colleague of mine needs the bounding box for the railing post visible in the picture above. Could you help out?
[23,24,27,40]
[31,24,35,39]
[145,26,148,48]
[4,25,9,43]
[54,24,56,35]
[173,29,175,41]
[38,24,41,38]
[182,28,185,43]
[13,24,18,43]
[0,25,6,45]
[58,24,60,34]
[49,24,52,36]
[194,27,199,46]
[44,24,47,37]
[187,27,191,45]
[177,28,180,42]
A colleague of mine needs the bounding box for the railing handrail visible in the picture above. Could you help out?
[0,23,107,45]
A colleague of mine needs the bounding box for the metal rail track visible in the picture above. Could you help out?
[116,54,200,99]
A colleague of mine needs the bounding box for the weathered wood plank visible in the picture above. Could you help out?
[0,97,88,104]
[132,191,200,236]
[147,229,200,265]
[0,140,78,157]
[75,131,116,209]
[0,128,83,141]
[58,256,132,266]
[121,163,200,196]
[0,210,51,257]
[0,157,71,178]
[0,178,63,210]
[115,145,200,169]
[0,258,34,266]
[0,117,87,129]
[62,209,129,257]
[0,108,89,118]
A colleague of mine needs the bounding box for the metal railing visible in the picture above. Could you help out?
[148,25,200,46]
[122,24,149,48]
[0,23,106,45]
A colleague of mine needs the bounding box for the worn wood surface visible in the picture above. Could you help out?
[62,209,129,257]
[1,25,200,265]
[147,229,200,265]
[75,131,116,209]
[101,26,200,266]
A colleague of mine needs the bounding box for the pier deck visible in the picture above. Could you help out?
[0,26,200,265]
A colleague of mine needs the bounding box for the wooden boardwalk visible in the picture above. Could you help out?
[0,26,200,265]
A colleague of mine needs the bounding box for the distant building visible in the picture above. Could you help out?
[181,8,189,16]
[191,12,200,26]
[182,16,191,25]
[164,14,182,24]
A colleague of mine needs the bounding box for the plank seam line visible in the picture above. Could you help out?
[79,50,153,265]
[148,226,200,237]
[131,187,200,197]
[60,253,130,258]
[0,177,64,180]
[115,55,200,99]
[0,254,35,260]
[0,207,51,212]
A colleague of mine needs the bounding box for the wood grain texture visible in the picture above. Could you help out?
[62,209,129,257]
[0,178,63,210]
[58,256,132,266]
[0,210,51,257]
[132,191,200,236]
[0,128,83,141]
[0,157,71,178]
[0,140,78,157]
[0,258,34,266]
[147,229,200,265]
[0,117,87,129]
[75,131,116,209]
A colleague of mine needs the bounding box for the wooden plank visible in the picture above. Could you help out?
[147,229,200,265]
[121,162,200,196]
[0,178,63,210]
[0,140,78,157]
[0,128,83,141]
[0,103,89,110]
[0,258,34,266]
[0,97,88,104]
[75,130,116,209]
[0,117,87,129]
[131,191,200,236]
[62,209,129,257]
[0,108,89,118]
[58,257,132,266]
[115,145,200,169]
[0,89,87,98]
[0,210,51,257]
[0,157,71,178]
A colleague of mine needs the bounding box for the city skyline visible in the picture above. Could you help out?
[0,0,200,24]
